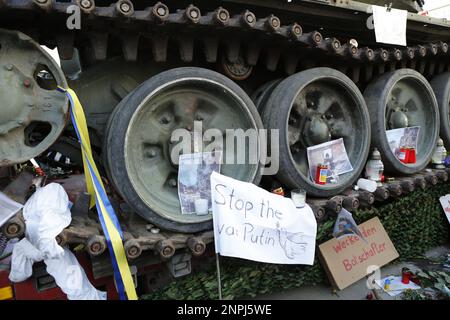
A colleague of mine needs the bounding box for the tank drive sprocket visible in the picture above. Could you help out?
[0,28,68,166]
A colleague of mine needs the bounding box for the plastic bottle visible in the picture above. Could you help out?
[356,178,377,192]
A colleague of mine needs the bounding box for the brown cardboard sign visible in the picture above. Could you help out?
[319,217,399,290]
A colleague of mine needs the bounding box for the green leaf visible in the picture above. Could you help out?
[444,275,450,284]
[417,271,430,279]
[434,283,445,291]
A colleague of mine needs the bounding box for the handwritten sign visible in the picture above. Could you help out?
[211,172,317,265]
[439,195,450,225]
[319,217,399,290]
[372,5,407,46]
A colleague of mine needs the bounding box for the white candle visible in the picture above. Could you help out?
[194,198,209,216]
[291,189,306,208]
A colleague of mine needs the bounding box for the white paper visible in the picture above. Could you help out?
[41,45,61,67]
[375,276,420,297]
[307,138,353,182]
[0,192,23,228]
[211,172,317,265]
[439,195,450,225]
[372,5,407,46]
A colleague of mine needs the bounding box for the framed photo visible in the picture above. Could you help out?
[386,126,420,158]
[178,151,222,215]
[306,138,353,183]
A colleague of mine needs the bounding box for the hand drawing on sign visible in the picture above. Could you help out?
[276,222,308,260]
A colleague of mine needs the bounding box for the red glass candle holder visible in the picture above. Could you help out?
[401,270,411,284]
[408,148,416,164]
[315,164,328,185]
[398,148,409,163]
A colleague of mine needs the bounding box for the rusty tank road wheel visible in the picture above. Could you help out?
[105,67,263,233]
[364,69,440,174]
[261,67,371,197]
[431,72,450,149]
[0,29,68,166]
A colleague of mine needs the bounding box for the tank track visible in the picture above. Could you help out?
[0,0,449,84]
[1,167,449,261]
[1,1,450,260]
[0,169,213,262]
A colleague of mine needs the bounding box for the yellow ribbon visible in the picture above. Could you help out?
[64,88,137,300]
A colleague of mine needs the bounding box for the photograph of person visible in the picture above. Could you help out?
[178,151,222,215]
[307,138,353,183]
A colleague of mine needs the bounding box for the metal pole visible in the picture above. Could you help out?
[215,253,223,300]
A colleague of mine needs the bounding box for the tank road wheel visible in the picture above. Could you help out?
[0,29,68,166]
[261,67,371,197]
[431,72,450,149]
[105,67,263,233]
[251,79,282,112]
[364,69,439,174]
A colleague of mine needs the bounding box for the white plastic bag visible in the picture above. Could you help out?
[45,248,107,300]
[9,238,44,282]
[9,183,106,300]
[23,183,71,259]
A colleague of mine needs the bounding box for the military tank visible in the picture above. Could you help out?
[1,0,450,239]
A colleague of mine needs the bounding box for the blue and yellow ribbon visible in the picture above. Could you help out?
[58,87,137,300]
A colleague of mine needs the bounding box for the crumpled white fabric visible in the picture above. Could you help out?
[9,183,106,300]
[23,183,72,259]
[45,248,107,300]
[8,238,44,282]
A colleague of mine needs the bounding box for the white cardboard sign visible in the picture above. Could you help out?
[211,172,317,265]
[372,5,407,46]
